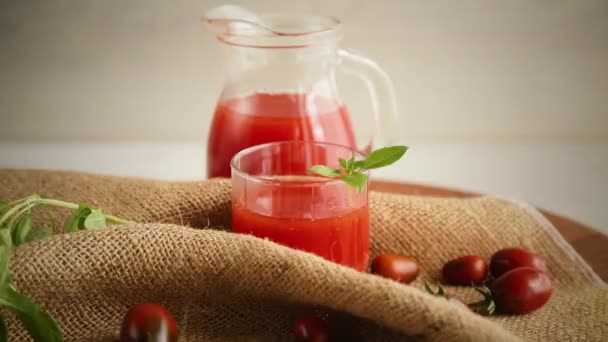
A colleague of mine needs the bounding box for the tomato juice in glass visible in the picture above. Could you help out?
[207,92,357,178]
[231,141,369,271]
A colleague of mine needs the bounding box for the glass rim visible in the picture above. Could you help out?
[230,140,367,186]
[207,13,342,48]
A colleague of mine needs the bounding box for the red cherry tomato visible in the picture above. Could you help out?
[490,267,552,314]
[120,303,178,342]
[294,316,329,342]
[490,247,548,278]
[371,254,420,284]
[442,255,488,285]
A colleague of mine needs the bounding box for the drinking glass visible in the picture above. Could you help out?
[231,141,369,271]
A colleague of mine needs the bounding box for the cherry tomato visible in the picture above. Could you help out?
[120,303,178,342]
[371,254,420,284]
[294,316,329,342]
[490,267,552,314]
[442,255,488,285]
[490,247,548,278]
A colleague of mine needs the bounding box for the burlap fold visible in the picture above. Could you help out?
[0,169,606,341]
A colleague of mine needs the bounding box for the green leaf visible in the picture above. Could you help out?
[0,229,12,286]
[83,209,106,230]
[63,211,79,234]
[358,145,408,170]
[0,316,7,342]
[63,204,91,233]
[352,160,366,170]
[23,227,53,244]
[0,228,11,249]
[308,165,341,178]
[12,214,33,247]
[338,158,348,170]
[339,173,368,191]
[347,156,356,173]
[0,201,9,213]
[0,286,63,342]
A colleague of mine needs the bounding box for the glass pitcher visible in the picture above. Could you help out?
[205,6,400,178]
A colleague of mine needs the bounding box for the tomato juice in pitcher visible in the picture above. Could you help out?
[204,6,400,178]
[208,93,356,177]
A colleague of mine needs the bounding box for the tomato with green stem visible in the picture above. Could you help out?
[470,267,552,315]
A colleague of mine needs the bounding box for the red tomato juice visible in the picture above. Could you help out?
[232,183,369,271]
[207,93,356,178]
[232,206,369,271]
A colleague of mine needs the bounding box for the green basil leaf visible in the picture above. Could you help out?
[308,165,341,178]
[348,156,356,173]
[0,315,7,342]
[24,227,53,244]
[0,230,12,288]
[63,217,77,233]
[63,212,79,234]
[63,204,91,233]
[358,146,408,170]
[352,160,366,170]
[0,228,11,249]
[339,173,368,191]
[338,158,348,170]
[12,214,33,247]
[83,209,106,230]
[0,286,63,342]
[0,201,9,213]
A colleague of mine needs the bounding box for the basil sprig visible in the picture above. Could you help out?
[0,196,131,341]
[308,145,408,190]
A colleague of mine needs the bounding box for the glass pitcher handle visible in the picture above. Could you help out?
[337,48,401,150]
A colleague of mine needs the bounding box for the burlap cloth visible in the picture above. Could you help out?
[0,169,606,341]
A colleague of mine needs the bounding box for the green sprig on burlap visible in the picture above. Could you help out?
[0,196,132,342]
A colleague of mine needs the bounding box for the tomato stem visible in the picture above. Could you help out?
[424,282,446,298]
[468,285,496,315]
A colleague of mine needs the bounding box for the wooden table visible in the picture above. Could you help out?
[371,181,608,282]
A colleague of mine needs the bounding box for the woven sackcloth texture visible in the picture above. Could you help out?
[0,169,606,341]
